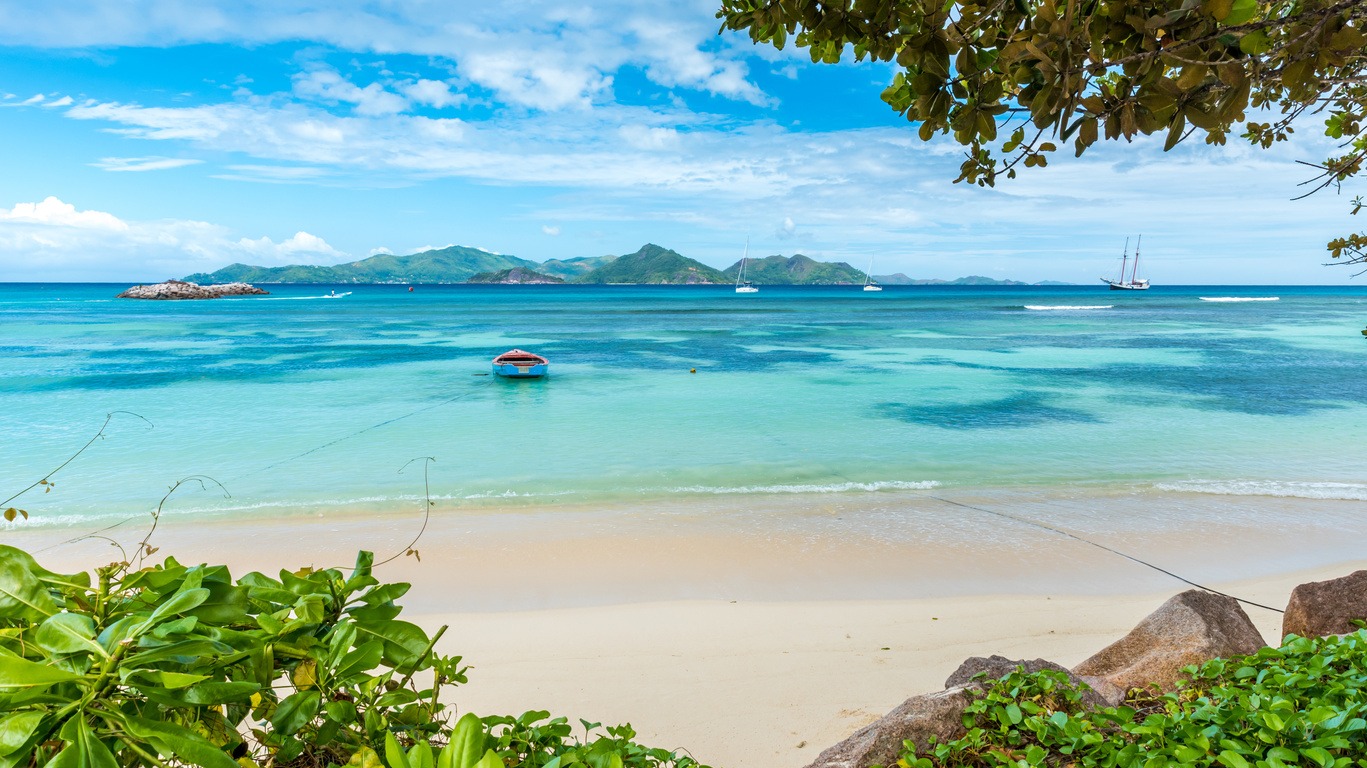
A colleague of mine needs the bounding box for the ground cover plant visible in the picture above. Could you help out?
[896,629,1367,767]
[0,544,707,768]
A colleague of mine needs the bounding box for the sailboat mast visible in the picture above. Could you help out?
[737,238,749,287]
[865,255,874,287]
[1118,237,1129,283]
[1131,235,1142,284]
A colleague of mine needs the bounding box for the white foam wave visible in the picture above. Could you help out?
[1198,297,1279,302]
[665,480,940,495]
[1023,305,1113,311]
[4,481,942,529]
[1156,480,1367,501]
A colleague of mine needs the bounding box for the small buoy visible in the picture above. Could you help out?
[408,286,414,292]
[690,368,697,374]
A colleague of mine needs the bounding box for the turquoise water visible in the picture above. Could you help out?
[3,283,1367,529]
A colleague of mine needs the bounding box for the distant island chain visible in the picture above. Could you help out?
[182,243,1071,287]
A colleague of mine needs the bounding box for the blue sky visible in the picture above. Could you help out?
[0,1,1356,284]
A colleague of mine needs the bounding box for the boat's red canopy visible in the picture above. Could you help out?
[493,349,548,365]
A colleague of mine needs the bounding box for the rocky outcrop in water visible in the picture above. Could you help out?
[1283,570,1367,639]
[117,280,269,300]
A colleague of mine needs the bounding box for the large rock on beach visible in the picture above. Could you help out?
[117,280,268,300]
[945,655,1123,707]
[805,659,1117,768]
[1073,590,1265,693]
[802,687,973,768]
[1283,570,1367,639]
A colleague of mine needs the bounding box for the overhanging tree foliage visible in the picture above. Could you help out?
[717,0,1367,265]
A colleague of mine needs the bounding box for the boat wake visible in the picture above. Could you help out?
[1023,305,1113,311]
[1198,297,1279,302]
[1156,480,1367,501]
[258,293,353,301]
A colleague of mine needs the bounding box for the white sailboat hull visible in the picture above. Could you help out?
[1101,278,1150,290]
[736,286,759,293]
[863,285,883,292]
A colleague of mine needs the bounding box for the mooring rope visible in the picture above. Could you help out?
[250,377,496,476]
[919,492,1285,614]
[750,414,1284,613]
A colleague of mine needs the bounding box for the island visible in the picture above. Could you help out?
[182,242,1070,287]
[117,280,269,299]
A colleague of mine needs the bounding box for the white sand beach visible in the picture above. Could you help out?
[10,493,1364,767]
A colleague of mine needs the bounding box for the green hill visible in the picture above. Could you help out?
[722,253,866,284]
[466,267,564,284]
[573,244,729,284]
[185,246,539,284]
[537,255,618,280]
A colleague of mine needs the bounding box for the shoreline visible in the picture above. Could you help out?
[11,487,1367,611]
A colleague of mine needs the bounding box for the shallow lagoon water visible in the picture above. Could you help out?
[3,283,1366,543]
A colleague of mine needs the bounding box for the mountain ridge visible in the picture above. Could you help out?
[184,244,1071,286]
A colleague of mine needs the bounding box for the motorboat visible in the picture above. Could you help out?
[492,349,549,378]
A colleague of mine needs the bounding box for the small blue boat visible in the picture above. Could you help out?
[492,349,549,378]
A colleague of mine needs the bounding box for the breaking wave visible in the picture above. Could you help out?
[1023,305,1113,311]
[1156,480,1367,501]
[1198,297,1280,302]
[665,480,940,495]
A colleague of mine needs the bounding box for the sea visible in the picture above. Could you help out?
[3,282,1367,586]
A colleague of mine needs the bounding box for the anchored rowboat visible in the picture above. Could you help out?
[492,349,549,378]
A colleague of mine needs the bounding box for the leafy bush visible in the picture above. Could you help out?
[0,545,707,768]
[898,631,1367,768]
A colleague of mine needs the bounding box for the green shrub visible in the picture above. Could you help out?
[898,631,1367,768]
[0,545,707,768]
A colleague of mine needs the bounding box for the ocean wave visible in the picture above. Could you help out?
[1023,305,1113,311]
[665,480,940,495]
[1156,480,1367,500]
[1198,297,1280,302]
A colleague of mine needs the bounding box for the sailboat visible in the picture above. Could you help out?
[863,256,882,292]
[1101,236,1150,290]
[735,239,758,293]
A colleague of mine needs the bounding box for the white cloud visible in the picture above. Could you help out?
[42,95,73,108]
[92,156,204,172]
[368,246,393,256]
[0,196,128,230]
[235,231,344,264]
[293,67,407,116]
[400,79,465,109]
[626,17,772,106]
[619,124,679,150]
[215,164,329,183]
[541,225,561,236]
[0,197,348,280]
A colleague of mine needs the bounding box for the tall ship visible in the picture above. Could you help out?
[1102,236,1150,290]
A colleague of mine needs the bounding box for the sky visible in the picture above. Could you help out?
[0,1,1358,284]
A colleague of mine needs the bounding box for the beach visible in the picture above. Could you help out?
[10,492,1367,767]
